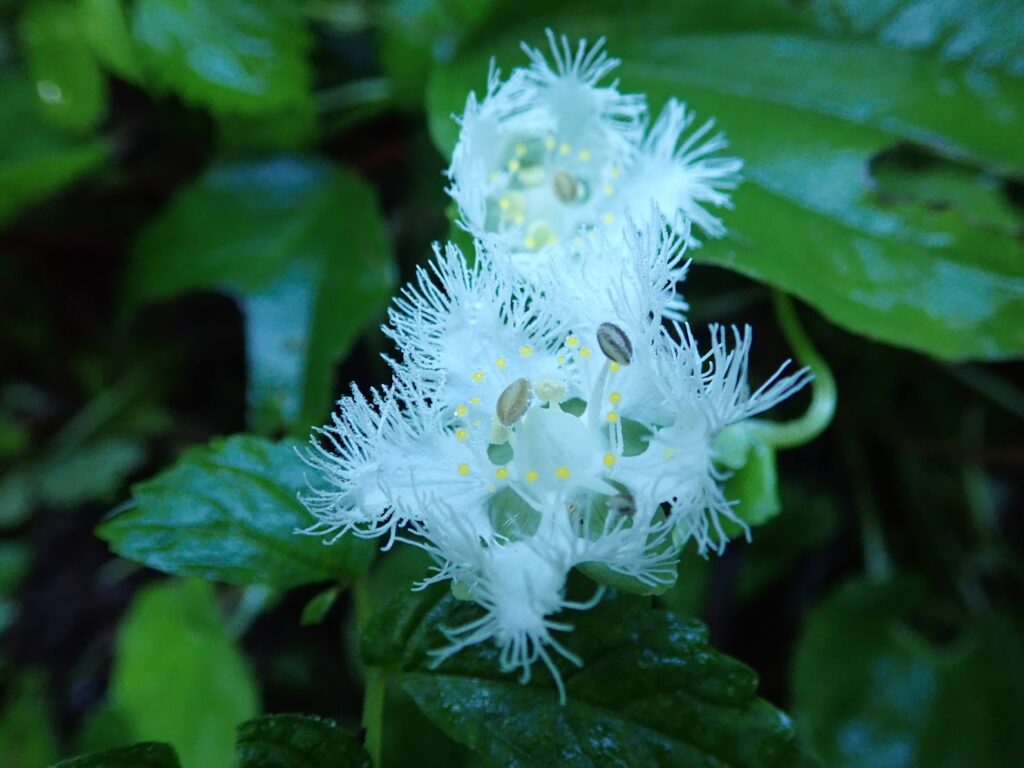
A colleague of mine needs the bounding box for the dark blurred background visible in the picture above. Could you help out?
[2,1,1023,767]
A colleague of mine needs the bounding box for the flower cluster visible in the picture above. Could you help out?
[302,32,808,700]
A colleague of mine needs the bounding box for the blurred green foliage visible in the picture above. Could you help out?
[0,1,1021,767]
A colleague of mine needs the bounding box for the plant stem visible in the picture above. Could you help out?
[749,291,837,450]
[354,578,386,767]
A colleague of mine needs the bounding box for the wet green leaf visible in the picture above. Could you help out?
[235,714,370,768]
[99,435,375,588]
[426,0,1024,360]
[131,0,312,116]
[126,156,396,433]
[363,582,817,767]
[52,743,180,768]
[18,0,108,132]
[110,579,258,768]
[793,578,1024,767]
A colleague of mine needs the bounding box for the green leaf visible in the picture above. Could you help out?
[300,585,340,626]
[0,672,59,768]
[52,743,181,768]
[37,436,147,508]
[18,0,108,132]
[110,579,259,768]
[363,581,817,768]
[235,714,370,768]
[723,438,781,536]
[125,156,396,433]
[98,435,375,588]
[79,0,144,83]
[0,74,107,226]
[426,1,1024,360]
[131,0,312,116]
[792,578,1024,767]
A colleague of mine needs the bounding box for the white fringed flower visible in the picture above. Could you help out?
[299,31,812,702]
[447,30,741,283]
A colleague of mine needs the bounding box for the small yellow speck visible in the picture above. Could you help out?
[662,447,676,460]
[519,346,534,357]
[609,361,621,373]
[469,397,481,406]
[603,453,616,468]
[498,196,511,211]
[455,428,468,441]
[472,370,485,383]
[515,143,527,157]
[566,335,579,347]
[513,213,525,225]
[607,411,619,423]
[547,233,558,246]
[580,346,592,358]
[507,158,521,172]
[455,404,468,417]
[557,355,566,365]
[602,184,615,196]
[555,466,571,480]
[524,236,537,249]
[489,171,500,182]
[544,137,557,150]
[457,463,471,476]
[609,391,622,404]
[579,148,592,161]
[559,142,571,156]
[610,166,621,179]
[488,485,496,493]
[472,419,481,428]
[496,467,509,480]
[526,470,539,483]
[603,212,615,225]
[496,357,508,369]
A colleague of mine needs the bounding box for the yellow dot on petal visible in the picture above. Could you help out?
[566,335,579,347]
[499,196,511,211]
[547,233,558,245]
[472,371,485,383]
[603,212,615,225]
[496,467,509,479]
[515,143,528,157]
[609,361,621,372]
[559,142,571,156]
[603,184,615,196]
[610,166,621,179]
[519,346,534,357]
[455,404,468,417]
[603,453,616,467]
[513,213,525,225]
[496,357,508,369]
[555,466,571,480]
[579,148,592,161]
[455,428,468,441]
[662,447,676,459]
[580,346,592,358]
[470,396,481,406]
[609,391,622,404]
[524,236,537,249]
[507,158,521,172]
[489,171,500,182]
[526,470,539,483]
[457,463,471,476]
[557,355,566,365]
[545,137,557,150]
[607,411,619,423]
